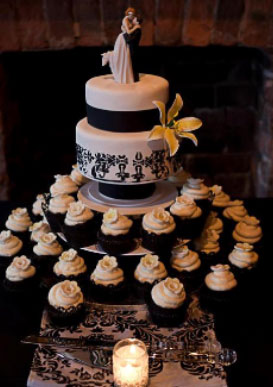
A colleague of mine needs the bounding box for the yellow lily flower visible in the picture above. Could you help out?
[148,94,202,156]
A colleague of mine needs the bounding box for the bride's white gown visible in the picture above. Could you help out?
[102,18,135,84]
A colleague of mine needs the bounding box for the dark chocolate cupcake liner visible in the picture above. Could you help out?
[141,229,177,255]
[173,215,204,240]
[62,218,98,249]
[46,302,85,327]
[147,295,188,327]
[88,279,126,303]
[97,230,136,255]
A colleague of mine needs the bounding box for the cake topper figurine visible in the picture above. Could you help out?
[102,7,141,84]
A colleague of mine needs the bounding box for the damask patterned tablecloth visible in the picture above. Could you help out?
[27,296,227,387]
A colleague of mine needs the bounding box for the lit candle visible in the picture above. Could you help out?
[113,338,149,387]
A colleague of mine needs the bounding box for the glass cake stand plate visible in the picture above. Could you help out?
[77,180,177,215]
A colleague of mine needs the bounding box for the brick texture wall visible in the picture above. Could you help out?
[0,0,273,200]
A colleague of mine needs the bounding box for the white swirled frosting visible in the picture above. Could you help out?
[181,178,210,200]
[168,168,191,187]
[210,185,230,208]
[48,194,75,214]
[204,212,223,234]
[151,277,186,309]
[5,207,32,233]
[142,207,175,235]
[197,229,220,254]
[65,201,94,226]
[54,249,87,277]
[101,208,132,236]
[228,243,258,269]
[222,200,248,222]
[70,164,89,186]
[91,255,124,286]
[205,264,237,291]
[29,221,51,243]
[170,245,201,272]
[50,174,78,197]
[232,216,262,244]
[48,280,84,309]
[170,194,202,219]
[134,254,167,284]
[32,194,45,216]
[0,230,23,257]
[33,232,63,256]
[6,255,36,282]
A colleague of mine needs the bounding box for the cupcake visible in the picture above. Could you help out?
[53,248,87,286]
[97,208,134,255]
[232,216,262,246]
[89,255,125,301]
[70,164,89,187]
[0,230,23,273]
[141,207,176,255]
[3,255,37,293]
[222,200,248,236]
[32,232,63,271]
[50,174,79,199]
[148,277,187,327]
[169,194,203,239]
[228,242,259,283]
[195,229,221,270]
[170,244,202,290]
[181,178,211,218]
[62,201,97,249]
[134,254,167,299]
[210,185,230,215]
[32,194,46,221]
[201,264,238,313]
[44,194,75,233]
[29,220,51,244]
[204,211,224,244]
[47,280,85,326]
[168,167,191,191]
[5,207,32,243]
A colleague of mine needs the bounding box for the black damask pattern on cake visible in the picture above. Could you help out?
[132,152,145,182]
[145,150,169,179]
[76,144,94,174]
[115,155,129,181]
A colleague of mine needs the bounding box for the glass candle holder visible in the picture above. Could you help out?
[113,338,149,387]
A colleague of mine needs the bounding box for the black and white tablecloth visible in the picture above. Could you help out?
[27,296,226,387]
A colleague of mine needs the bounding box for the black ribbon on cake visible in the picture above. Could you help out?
[86,104,159,132]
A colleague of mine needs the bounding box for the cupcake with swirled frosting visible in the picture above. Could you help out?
[134,254,167,299]
[90,255,125,301]
[32,232,63,271]
[170,194,203,239]
[53,248,87,286]
[148,277,187,327]
[47,280,85,326]
[228,242,259,283]
[5,207,32,243]
[170,244,202,289]
[50,174,78,198]
[29,221,51,244]
[232,216,262,245]
[62,201,97,248]
[3,255,37,293]
[97,208,134,255]
[195,229,221,269]
[201,264,238,312]
[141,207,176,254]
[70,164,89,187]
[222,200,248,239]
[210,185,231,214]
[0,230,24,271]
[181,178,211,218]
[32,194,46,221]
[44,193,75,233]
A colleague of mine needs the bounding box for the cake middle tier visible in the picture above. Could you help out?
[76,118,171,184]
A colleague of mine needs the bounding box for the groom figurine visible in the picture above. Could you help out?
[123,8,142,82]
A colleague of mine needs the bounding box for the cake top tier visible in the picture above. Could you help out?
[85,74,169,112]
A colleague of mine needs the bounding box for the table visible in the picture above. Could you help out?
[0,199,272,387]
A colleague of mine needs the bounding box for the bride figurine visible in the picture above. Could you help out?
[102,8,142,84]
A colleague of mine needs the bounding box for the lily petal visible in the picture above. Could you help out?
[164,128,179,156]
[153,100,166,126]
[176,117,202,132]
[148,125,166,140]
[167,93,183,124]
[177,131,198,146]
